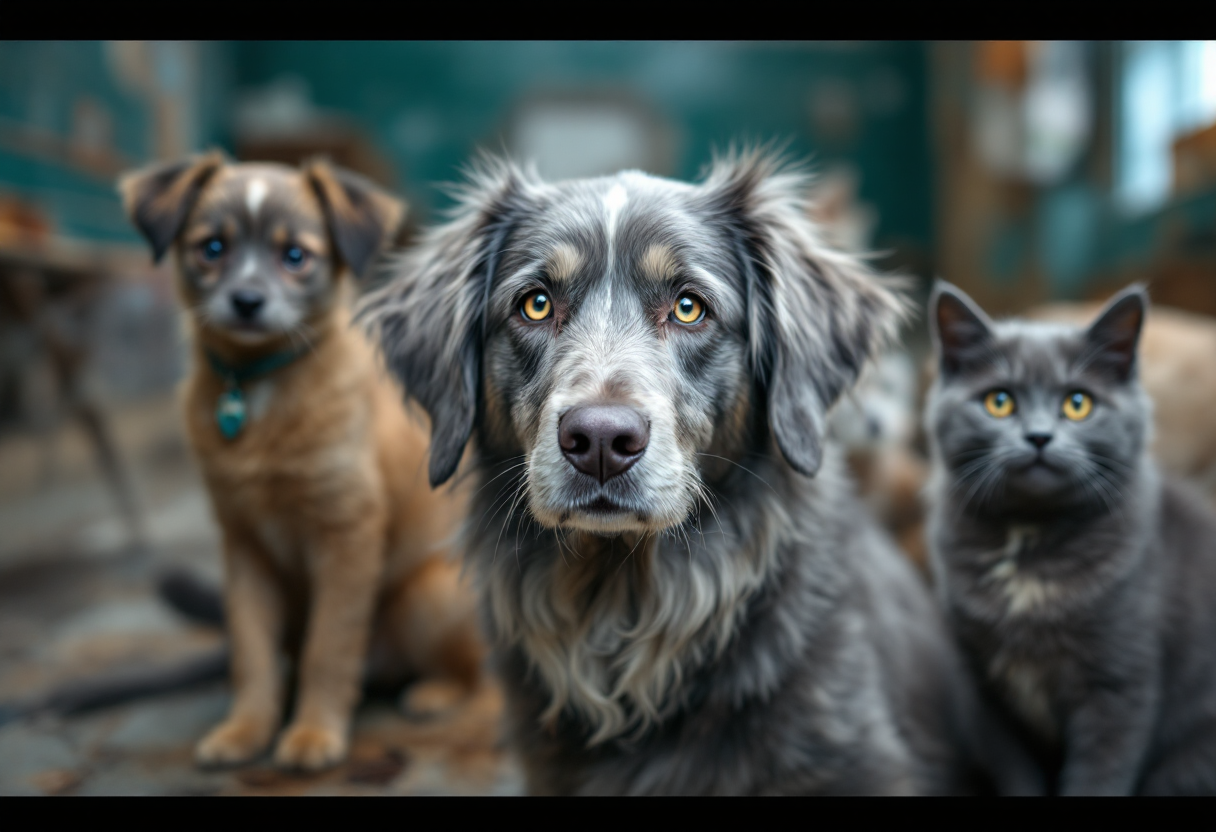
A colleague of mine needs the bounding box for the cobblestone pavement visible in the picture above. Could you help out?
[1,681,521,796]
[0,392,523,796]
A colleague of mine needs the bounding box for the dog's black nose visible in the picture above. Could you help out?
[559,405,649,483]
[231,289,265,321]
[1026,433,1052,449]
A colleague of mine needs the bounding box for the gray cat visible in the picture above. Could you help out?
[925,281,1216,795]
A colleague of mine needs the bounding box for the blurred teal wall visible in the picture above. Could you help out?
[0,41,934,268]
[0,41,149,242]
[233,41,934,261]
[0,42,1209,301]
[0,41,232,244]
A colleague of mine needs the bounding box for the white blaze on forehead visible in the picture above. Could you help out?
[246,179,268,218]
[603,183,628,312]
[240,251,258,278]
[603,183,628,237]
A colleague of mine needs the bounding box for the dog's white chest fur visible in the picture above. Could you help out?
[491,533,771,747]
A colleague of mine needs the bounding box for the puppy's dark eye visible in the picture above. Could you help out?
[199,237,224,263]
[520,291,552,322]
[282,245,310,272]
[671,294,706,325]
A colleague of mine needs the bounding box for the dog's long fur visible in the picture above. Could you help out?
[120,154,485,771]
[360,149,997,794]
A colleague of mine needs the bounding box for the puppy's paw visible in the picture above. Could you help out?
[195,717,273,768]
[399,679,472,722]
[274,722,347,772]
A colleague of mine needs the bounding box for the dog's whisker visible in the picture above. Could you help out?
[695,453,778,495]
[475,465,529,533]
[495,473,532,572]
[612,529,650,580]
[488,477,526,555]
[470,457,529,500]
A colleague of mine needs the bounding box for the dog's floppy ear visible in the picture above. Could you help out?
[118,151,225,262]
[1082,283,1147,382]
[357,157,529,487]
[304,158,407,279]
[702,149,906,477]
[929,281,998,377]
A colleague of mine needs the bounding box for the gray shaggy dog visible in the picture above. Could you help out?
[359,150,992,795]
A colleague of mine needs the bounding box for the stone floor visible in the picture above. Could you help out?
[0,391,523,796]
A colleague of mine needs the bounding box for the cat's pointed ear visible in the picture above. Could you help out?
[930,281,996,376]
[1084,284,1147,382]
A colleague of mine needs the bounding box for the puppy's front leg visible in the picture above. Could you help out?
[197,535,285,767]
[274,524,383,771]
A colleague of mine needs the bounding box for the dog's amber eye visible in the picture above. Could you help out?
[672,295,705,325]
[984,390,1015,418]
[521,291,552,322]
[1062,391,1093,421]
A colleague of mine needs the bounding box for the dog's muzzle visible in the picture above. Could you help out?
[558,404,649,484]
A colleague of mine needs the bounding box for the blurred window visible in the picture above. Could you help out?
[971,42,1093,185]
[1117,41,1216,214]
[505,92,674,182]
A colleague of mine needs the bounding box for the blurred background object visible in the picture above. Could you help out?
[935,41,1216,317]
[0,40,1214,794]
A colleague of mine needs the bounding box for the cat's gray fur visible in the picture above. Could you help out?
[925,281,1216,795]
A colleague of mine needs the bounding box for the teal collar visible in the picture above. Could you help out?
[205,346,311,440]
[205,347,309,386]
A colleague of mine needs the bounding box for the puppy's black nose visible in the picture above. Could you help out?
[1026,433,1052,449]
[231,289,265,321]
[866,414,882,439]
[559,405,649,484]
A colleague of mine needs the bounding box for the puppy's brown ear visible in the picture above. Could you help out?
[702,148,907,477]
[118,151,225,262]
[304,159,406,279]
[356,155,530,487]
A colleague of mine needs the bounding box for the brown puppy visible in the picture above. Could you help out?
[119,153,484,771]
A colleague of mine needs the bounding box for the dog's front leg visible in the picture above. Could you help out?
[196,535,285,767]
[274,524,383,772]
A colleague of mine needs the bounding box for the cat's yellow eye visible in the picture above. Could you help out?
[672,295,705,325]
[1062,391,1093,421]
[520,291,552,322]
[984,390,1015,418]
